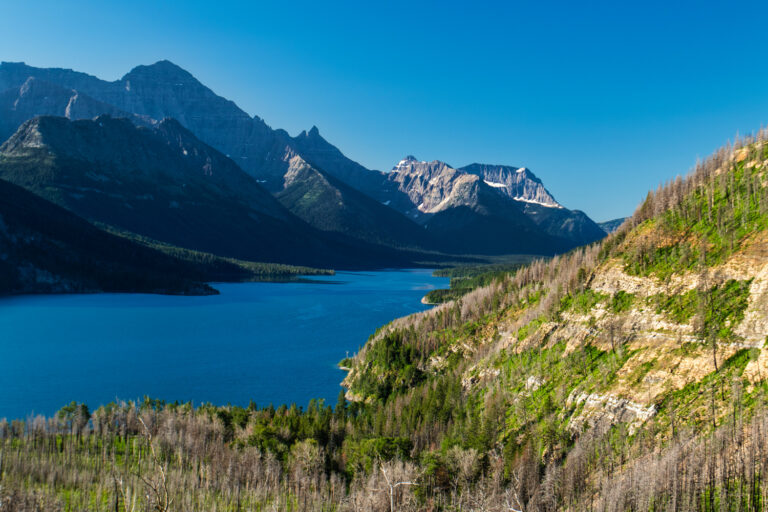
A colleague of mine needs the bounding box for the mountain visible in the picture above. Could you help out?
[290,125,389,196]
[0,61,268,169]
[598,216,628,233]
[0,61,604,257]
[459,162,560,207]
[0,177,217,295]
[275,150,434,249]
[0,76,148,143]
[517,201,607,244]
[0,115,409,269]
[380,156,595,254]
[459,162,607,245]
[0,60,374,192]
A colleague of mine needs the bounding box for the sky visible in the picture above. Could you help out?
[2,1,768,222]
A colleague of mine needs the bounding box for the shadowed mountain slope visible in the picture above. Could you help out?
[0,60,605,256]
[0,177,217,295]
[0,115,417,269]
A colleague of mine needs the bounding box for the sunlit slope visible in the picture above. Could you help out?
[342,132,768,508]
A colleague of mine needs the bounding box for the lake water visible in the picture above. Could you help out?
[0,269,447,420]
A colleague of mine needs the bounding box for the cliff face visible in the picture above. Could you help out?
[0,77,144,142]
[460,162,561,208]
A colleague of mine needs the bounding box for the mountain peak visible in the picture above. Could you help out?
[392,156,420,171]
[121,60,195,83]
[296,125,322,140]
[460,163,561,208]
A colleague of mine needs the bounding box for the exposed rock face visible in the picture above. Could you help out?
[567,392,656,435]
[0,61,374,192]
[0,77,143,142]
[291,126,388,195]
[276,152,433,249]
[460,163,561,208]
[386,156,486,220]
[383,156,605,251]
[381,156,578,254]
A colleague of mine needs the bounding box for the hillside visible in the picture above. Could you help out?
[340,132,768,508]
[0,177,213,295]
[3,132,767,510]
[0,175,335,296]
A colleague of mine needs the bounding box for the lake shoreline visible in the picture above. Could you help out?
[0,269,449,420]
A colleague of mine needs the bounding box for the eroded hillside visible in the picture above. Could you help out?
[341,133,768,509]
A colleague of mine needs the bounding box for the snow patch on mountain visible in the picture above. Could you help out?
[513,196,564,208]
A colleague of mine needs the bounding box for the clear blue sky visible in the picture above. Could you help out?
[2,0,768,221]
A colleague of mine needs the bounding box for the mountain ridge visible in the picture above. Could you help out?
[0,115,423,269]
[0,60,606,256]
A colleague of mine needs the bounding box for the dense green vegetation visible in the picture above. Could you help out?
[0,176,333,296]
[0,178,218,295]
[559,289,609,314]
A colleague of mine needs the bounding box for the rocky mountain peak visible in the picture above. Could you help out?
[392,155,452,174]
[296,125,323,142]
[460,162,562,208]
[121,60,194,84]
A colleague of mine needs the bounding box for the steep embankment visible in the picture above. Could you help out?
[343,133,768,509]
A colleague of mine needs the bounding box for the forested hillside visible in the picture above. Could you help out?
[2,132,768,510]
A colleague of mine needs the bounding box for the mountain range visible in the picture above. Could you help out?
[0,60,609,292]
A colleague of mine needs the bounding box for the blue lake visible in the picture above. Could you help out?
[0,269,447,420]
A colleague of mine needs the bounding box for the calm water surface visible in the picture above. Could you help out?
[0,269,447,420]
